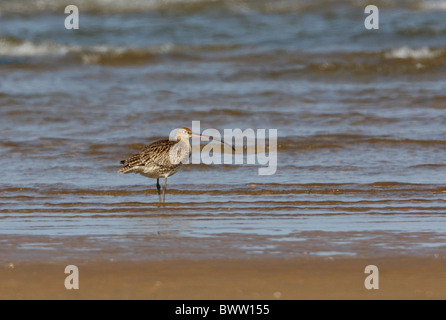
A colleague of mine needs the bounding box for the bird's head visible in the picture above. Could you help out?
[174,127,193,141]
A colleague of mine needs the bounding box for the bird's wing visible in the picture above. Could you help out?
[118,140,177,173]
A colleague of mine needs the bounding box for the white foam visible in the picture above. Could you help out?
[419,0,446,11]
[0,38,178,65]
[384,46,443,59]
[0,0,213,14]
[0,38,74,57]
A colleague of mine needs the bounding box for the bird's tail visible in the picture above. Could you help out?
[118,160,133,173]
[118,166,133,173]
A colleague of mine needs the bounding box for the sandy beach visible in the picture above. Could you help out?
[2,232,446,300]
[3,255,446,300]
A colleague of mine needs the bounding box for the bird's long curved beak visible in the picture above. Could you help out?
[191,133,235,151]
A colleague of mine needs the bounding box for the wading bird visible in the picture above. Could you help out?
[118,127,232,203]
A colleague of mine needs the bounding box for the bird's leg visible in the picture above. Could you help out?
[156,178,162,203]
[162,177,168,203]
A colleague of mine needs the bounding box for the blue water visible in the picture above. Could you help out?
[1,0,446,262]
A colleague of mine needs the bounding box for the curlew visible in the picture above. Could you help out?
[118,127,232,203]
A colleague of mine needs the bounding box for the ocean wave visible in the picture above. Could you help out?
[0,0,216,14]
[2,37,446,77]
[0,37,242,66]
[0,37,176,65]
[277,135,446,152]
[0,37,72,57]
[0,0,440,14]
[384,46,444,60]
[226,47,446,79]
[417,0,446,11]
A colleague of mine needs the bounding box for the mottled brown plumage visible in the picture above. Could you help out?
[118,127,230,203]
[118,139,184,177]
[118,127,194,203]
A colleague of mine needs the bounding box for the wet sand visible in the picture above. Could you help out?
[2,232,446,300]
[2,255,446,300]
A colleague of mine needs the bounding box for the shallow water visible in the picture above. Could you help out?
[1,0,446,261]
